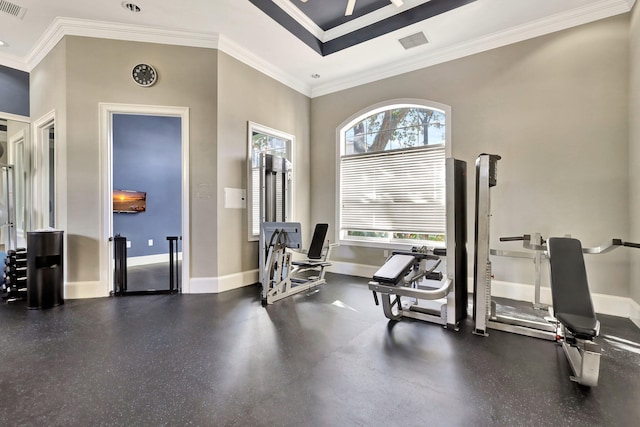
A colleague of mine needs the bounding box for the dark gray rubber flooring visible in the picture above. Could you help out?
[1,272,639,426]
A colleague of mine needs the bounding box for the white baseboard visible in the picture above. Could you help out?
[64,281,109,299]
[128,252,183,267]
[631,299,640,329]
[327,261,636,321]
[186,269,258,294]
[326,260,378,278]
[486,279,632,318]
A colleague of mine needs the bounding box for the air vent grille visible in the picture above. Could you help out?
[0,0,26,19]
[399,32,429,50]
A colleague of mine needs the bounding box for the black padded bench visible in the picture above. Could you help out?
[372,254,416,285]
[547,237,598,339]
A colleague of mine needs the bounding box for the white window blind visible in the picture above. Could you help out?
[340,144,446,234]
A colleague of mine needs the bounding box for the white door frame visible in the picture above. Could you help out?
[32,110,56,230]
[99,103,190,295]
[8,126,30,248]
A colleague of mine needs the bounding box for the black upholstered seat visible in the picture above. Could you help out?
[548,237,598,340]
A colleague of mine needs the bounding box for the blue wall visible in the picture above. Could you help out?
[0,64,29,116]
[113,114,182,257]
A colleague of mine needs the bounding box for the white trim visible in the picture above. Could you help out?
[271,0,324,40]
[25,17,220,71]
[246,121,296,241]
[325,261,638,320]
[271,0,429,42]
[65,281,109,299]
[0,53,29,71]
[8,127,30,247]
[21,17,311,97]
[6,0,630,99]
[99,103,190,295]
[187,270,259,294]
[479,279,635,319]
[0,112,29,122]
[631,299,640,329]
[127,252,183,267]
[334,98,452,246]
[216,35,310,96]
[310,0,634,97]
[326,260,378,278]
[31,110,57,231]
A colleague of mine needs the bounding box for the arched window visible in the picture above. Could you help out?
[338,100,450,246]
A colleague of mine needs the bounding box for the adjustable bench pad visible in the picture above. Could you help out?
[373,254,415,285]
[548,237,598,340]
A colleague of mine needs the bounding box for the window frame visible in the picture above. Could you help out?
[335,99,452,249]
[247,121,295,242]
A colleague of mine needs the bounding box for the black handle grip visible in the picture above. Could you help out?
[623,242,640,249]
[500,236,525,242]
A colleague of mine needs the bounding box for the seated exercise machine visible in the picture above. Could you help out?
[548,237,640,386]
[368,158,468,330]
[260,222,336,305]
[473,153,640,386]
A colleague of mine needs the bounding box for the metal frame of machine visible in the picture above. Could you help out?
[368,157,468,330]
[260,222,336,305]
[472,153,640,387]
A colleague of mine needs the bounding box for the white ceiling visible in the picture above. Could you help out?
[0,0,635,97]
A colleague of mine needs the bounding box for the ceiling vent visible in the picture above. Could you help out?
[0,0,26,19]
[399,32,429,50]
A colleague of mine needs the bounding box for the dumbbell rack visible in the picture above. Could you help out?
[2,248,27,302]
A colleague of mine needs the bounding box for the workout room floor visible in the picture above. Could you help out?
[1,273,639,426]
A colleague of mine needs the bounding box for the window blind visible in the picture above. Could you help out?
[340,144,446,234]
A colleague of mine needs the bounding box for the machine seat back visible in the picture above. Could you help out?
[373,254,415,285]
[548,237,598,339]
[307,224,329,260]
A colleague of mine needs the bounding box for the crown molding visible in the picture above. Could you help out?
[271,0,324,40]
[311,0,634,97]
[3,0,635,99]
[0,52,28,71]
[21,16,311,96]
[217,34,311,96]
[25,17,220,71]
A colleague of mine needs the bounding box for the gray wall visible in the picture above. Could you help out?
[0,64,29,117]
[216,52,311,276]
[631,3,640,305]
[29,36,311,290]
[311,15,630,297]
[30,36,219,284]
[113,114,182,257]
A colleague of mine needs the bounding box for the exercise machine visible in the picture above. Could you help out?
[260,222,336,305]
[491,233,548,310]
[473,154,559,340]
[368,158,468,330]
[472,152,640,386]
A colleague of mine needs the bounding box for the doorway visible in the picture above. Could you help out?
[99,104,190,296]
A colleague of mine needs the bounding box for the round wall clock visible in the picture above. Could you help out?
[131,63,158,87]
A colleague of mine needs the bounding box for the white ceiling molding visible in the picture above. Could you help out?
[0,0,635,99]
[217,34,311,96]
[25,17,220,71]
[271,0,324,40]
[323,0,429,41]
[311,0,635,97]
[0,53,28,71]
[274,0,430,42]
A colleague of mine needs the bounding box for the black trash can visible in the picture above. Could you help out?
[27,230,64,309]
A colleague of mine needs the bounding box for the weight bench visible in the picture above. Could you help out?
[368,251,452,324]
[548,237,601,387]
